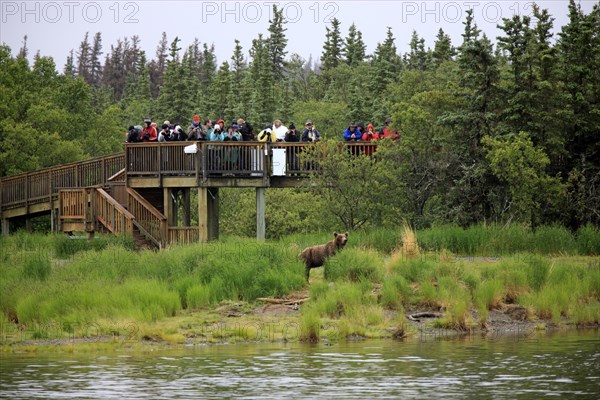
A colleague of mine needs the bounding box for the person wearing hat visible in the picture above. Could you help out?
[223,125,241,141]
[301,120,320,142]
[217,119,225,132]
[141,118,158,142]
[158,123,171,142]
[188,115,204,140]
[343,122,362,142]
[209,123,223,141]
[285,123,300,143]
[381,117,400,141]
[284,123,301,173]
[258,126,277,142]
[362,124,380,156]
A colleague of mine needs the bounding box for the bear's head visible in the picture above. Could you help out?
[333,232,349,248]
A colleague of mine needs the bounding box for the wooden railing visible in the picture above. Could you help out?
[202,143,267,178]
[59,188,89,221]
[94,188,134,235]
[1,153,124,212]
[126,187,167,248]
[125,142,197,176]
[124,142,379,179]
[168,227,200,245]
[1,142,381,221]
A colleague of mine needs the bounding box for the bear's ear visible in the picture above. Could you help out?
[333,232,338,237]
[344,232,349,237]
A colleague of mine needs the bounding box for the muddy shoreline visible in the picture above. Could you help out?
[3,301,598,352]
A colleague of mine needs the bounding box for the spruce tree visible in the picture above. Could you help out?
[208,61,232,119]
[200,43,216,89]
[321,18,343,72]
[156,36,196,123]
[227,39,248,120]
[248,34,275,125]
[149,32,168,98]
[432,29,455,66]
[370,27,401,93]
[267,5,288,82]
[557,0,600,227]
[343,23,366,66]
[64,49,76,78]
[406,30,428,70]
[76,32,91,83]
[18,35,28,59]
[441,9,500,224]
[89,32,103,87]
[230,39,247,80]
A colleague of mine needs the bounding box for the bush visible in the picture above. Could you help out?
[324,248,383,282]
[576,224,600,255]
[474,279,505,322]
[22,253,51,281]
[525,256,550,291]
[299,308,321,342]
[381,275,411,310]
[187,284,213,309]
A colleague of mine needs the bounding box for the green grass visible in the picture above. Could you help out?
[416,224,598,256]
[474,279,505,323]
[324,247,384,282]
[1,226,599,344]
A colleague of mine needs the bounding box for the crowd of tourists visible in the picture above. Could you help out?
[125,116,398,144]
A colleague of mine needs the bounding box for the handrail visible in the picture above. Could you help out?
[107,168,126,182]
[94,188,135,236]
[0,152,124,182]
[1,152,125,212]
[126,187,167,248]
[168,226,200,245]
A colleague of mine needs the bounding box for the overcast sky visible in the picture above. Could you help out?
[1,1,596,70]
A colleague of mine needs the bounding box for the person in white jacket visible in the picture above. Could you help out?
[272,119,287,141]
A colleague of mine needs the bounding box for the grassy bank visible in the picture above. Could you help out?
[0,225,598,349]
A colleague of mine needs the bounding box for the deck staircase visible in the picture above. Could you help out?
[59,185,166,249]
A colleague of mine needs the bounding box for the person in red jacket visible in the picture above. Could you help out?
[141,118,158,142]
[362,124,380,156]
[381,117,400,141]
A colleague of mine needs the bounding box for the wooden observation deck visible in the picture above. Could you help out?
[0,142,376,247]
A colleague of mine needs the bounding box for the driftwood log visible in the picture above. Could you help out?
[256,297,310,305]
[407,312,442,322]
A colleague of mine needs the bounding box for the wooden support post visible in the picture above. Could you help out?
[50,208,56,233]
[164,188,177,227]
[256,187,266,241]
[182,188,191,227]
[198,187,219,242]
[1,218,9,236]
[25,218,32,232]
[209,188,219,241]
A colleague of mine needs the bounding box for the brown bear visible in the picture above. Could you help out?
[299,232,349,281]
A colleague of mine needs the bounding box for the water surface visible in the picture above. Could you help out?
[1,330,598,399]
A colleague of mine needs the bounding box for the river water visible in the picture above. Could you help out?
[1,330,598,399]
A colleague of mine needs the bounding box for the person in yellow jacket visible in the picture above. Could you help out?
[257,126,277,142]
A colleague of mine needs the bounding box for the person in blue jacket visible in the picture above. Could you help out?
[343,123,362,141]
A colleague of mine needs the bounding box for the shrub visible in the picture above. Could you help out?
[525,256,550,291]
[299,308,321,342]
[474,279,505,323]
[187,284,213,309]
[324,248,383,282]
[576,224,600,255]
[381,275,411,310]
[22,253,51,281]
